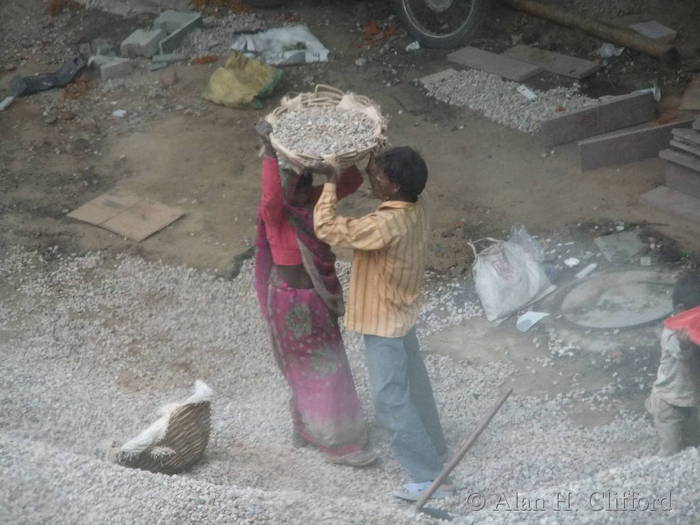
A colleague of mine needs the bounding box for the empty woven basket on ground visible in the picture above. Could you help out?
[265,84,386,169]
[114,380,213,475]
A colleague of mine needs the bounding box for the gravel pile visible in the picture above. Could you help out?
[421,69,596,134]
[273,108,378,157]
[178,14,269,58]
[1,246,699,524]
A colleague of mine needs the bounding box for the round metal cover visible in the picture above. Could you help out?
[561,270,675,329]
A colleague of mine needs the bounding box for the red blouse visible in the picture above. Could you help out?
[259,155,363,265]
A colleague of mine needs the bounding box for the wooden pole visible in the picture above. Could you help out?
[502,0,678,63]
[415,388,513,512]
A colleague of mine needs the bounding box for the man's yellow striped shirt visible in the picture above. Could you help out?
[314,183,427,338]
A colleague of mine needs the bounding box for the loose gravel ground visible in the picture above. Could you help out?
[1,246,698,524]
[421,69,596,134]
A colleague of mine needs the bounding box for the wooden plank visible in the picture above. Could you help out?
[680,76,700,111]
[578,118,694,171]
[540,91,656,148]
[670,139,700,158]
[641,186,700,225]
[504,44,601,79]
[446,46,542,82]
[666,162,700,199]
[660,148,700,173]
[672,128,700,146]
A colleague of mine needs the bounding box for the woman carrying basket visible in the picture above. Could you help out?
[253,120,376,467]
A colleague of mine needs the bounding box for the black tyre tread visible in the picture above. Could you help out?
[394,0,492,49]
[245,0,286,7]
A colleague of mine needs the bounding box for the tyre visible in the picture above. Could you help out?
[393,0,492,49]
[245,0,286,7]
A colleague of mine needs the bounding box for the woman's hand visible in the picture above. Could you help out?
[255,120,276,156]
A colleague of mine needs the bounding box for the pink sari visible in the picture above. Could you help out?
[254,170,367,455]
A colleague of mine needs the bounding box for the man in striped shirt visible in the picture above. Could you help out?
[314,147,452,501]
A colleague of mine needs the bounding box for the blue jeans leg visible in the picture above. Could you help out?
[364,330,443,482]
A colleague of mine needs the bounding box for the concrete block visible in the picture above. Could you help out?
[541,91,656,148]
[99,57,133,80]
[641,186,700,225]
[672,128,700,146]
[660,148,700,173]
[694,118,700,131]
[629,21,677,44]
[157,11,203,54]
[447,46,542,82]
[154,10,202,35]
[666,162,700,199]
[504,45,601,79]
[578,118,694,171]
[120,29,165,58]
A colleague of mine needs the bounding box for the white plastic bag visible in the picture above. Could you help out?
[470,229,553,324]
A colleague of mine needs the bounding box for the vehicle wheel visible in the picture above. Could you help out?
[245,0,286,7]
[394,0,492,49]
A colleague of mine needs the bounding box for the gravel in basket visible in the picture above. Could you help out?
[266,85,386,169]
[114,380,213,475]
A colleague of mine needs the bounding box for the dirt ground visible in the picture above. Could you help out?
[3,2,700,519]
[2,0,700,275]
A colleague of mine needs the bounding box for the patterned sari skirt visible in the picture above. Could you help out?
[266,271,367,455]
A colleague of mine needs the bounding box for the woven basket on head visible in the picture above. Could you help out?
[115,380,212,475]
[265,84,386,170]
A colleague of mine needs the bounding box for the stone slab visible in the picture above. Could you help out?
[670,138,700,158]
[541,92,656,148]
[666,162,700,199]
[629,21,677,44]
[641,186,700,225]
[120,29,165,58]
[680,76,700,111]
[154,10,202,35]
[694,118,700,131]
[578,118,694,171]
[446,46,542,82]
[660,148,700,173]
[593,230,645,263]
[418,68,457,86]
[672,127,700,146]
[504,45,601,79]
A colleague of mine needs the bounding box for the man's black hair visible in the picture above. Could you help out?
[672,271,700,310]
[375,146,428,202]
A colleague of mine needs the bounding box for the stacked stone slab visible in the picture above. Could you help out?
[641,117,700,224]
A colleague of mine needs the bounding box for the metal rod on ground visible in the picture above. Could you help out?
[502,0,678,63]
[416,387,513,514]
